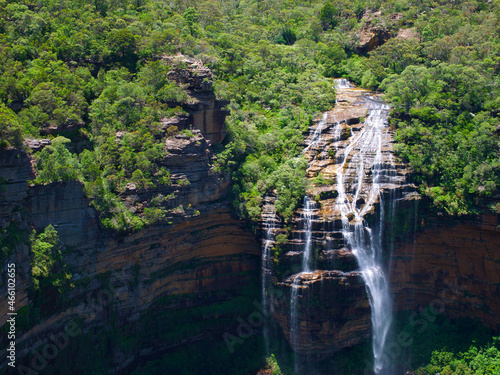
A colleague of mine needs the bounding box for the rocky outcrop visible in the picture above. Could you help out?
[354,11,397,53]
[188,94,228,144]
[160,130,229,206]
[396,27,419,41]
[38,118,85,135]
[121,129,230,219]
[162,55,229,144]
[391,214,500,330]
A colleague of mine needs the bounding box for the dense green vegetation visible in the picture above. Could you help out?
[1,0,498,224]
[1,3,499,375]
[354,1,500,215]
[131,336,265,375]
[382,62,500,215]
[30,224,73,316]
[392,313,500,374]
[415,340,500,375]
[262,315,500,375]
[0,221,26,265]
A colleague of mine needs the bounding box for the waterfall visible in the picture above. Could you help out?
[302,113,327,156]
[290,275,301,374]
[261,198,276,356]
[334,94,395,374]
[266,80,412,374]
[334,78,355,89]
[288,195,316,374]
[301,196,316,272]
[288,113,328,374]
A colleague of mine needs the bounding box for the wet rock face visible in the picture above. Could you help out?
[273,270,371,358]
[304,90,415,225]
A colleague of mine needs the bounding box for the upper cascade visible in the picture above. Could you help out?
[334,78,355,90]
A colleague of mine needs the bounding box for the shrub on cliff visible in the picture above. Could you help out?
[33,136,82,184]
[0,103,23,148]
[30,225,73,316]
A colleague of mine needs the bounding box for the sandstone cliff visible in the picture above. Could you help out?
[264,84,500,367]
[0,148,260,374]
[0,60,259,373]
[391,213,500,330]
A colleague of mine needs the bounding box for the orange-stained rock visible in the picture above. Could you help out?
[0,137,259,371]
[391,214,500,330]
[354,11,395,53]
[162,55,229,144]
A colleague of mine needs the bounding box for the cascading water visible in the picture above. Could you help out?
[290,274,301,374]
[301,196,316,272]
[334,94,396,374]
[261,198,277,356]
[288,113,328,373]
[302,113,327,156]
[334,78,355,89]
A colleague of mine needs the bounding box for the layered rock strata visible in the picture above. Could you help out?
[0,140,260,372]
[391,214,500,330]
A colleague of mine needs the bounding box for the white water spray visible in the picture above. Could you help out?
[302,113,328,156]
[334,78,355,90]
[261,198,276,355]
[301,196,316,272]
[334,94,395,374]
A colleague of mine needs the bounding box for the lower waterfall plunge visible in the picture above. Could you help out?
[335,96,395,374]
[290,274,301,374]
[262,197,277,356]
[301,196,316,273]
